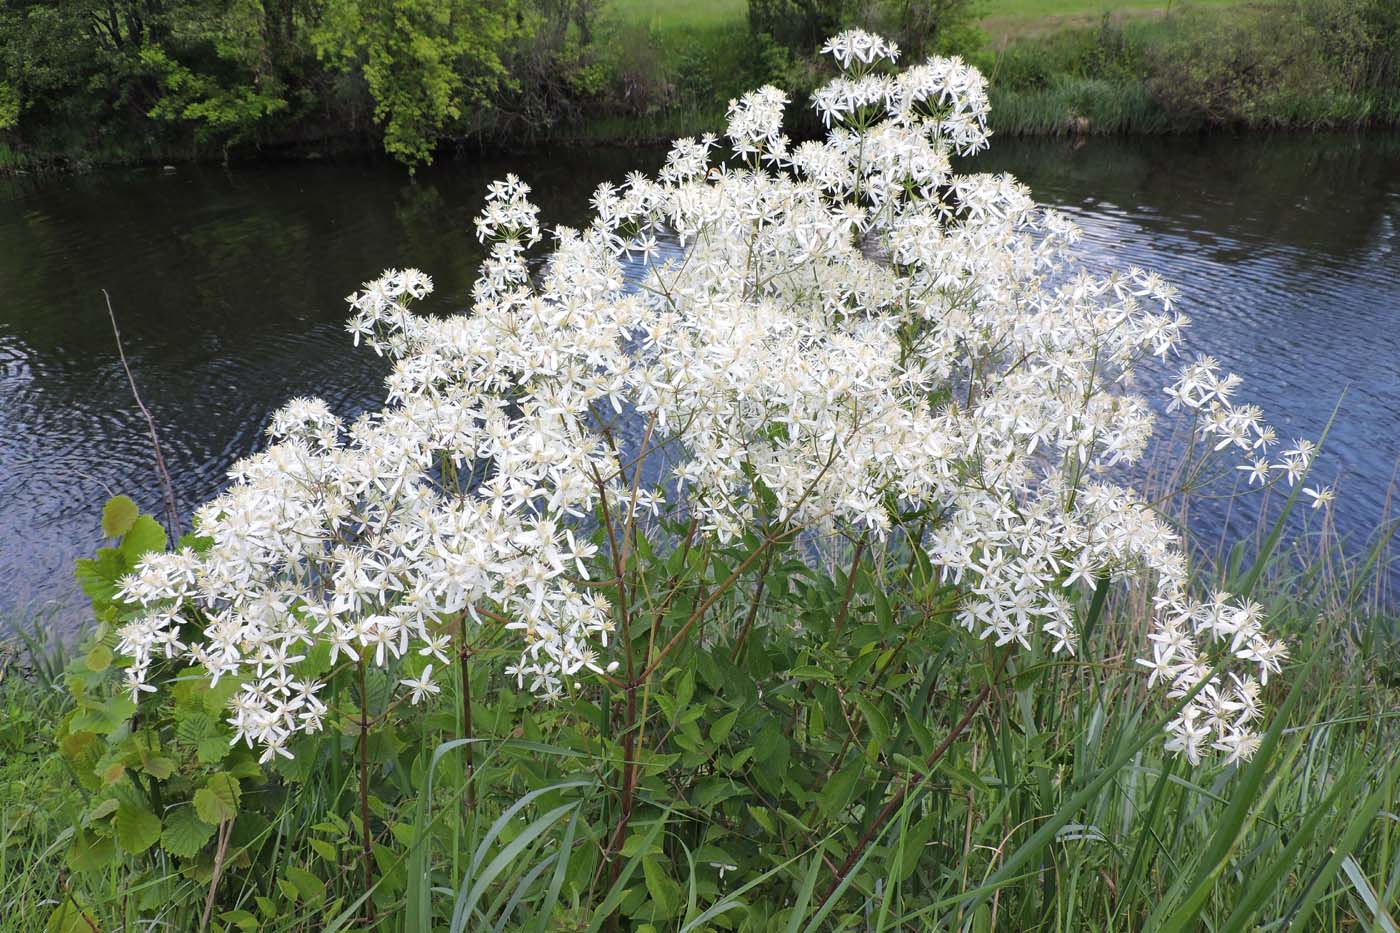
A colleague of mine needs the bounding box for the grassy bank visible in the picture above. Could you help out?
[616,0,1400,139]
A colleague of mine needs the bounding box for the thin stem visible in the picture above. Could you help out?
[819,662,1003,907]
[197,819,233,933]
[459,614,476,813]
[103,289,179,541]
[357,658,376,925]
[730,549,776,662]
[603,682,640,933]
[832,536,868,641]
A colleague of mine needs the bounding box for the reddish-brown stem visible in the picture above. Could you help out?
[104,289,179,541]
[730,549,776,662]
[637,525,798,683]
[197,819,233,933]
[832,537,868,640]
[819,677,996,906]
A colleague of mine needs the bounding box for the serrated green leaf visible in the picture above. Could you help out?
[161,805,216,858]
[114,801,161,854]
[141,755,175,780]
[119,515,167,562]
[175,709,212,744]
[708,708,740,745]
[70,694,137,735]
[74,549,127,605]
[198,735,230,765]
[101,496,140,538]
[194,773,241,825]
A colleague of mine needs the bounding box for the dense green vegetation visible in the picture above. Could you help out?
[2,0,1398,172]
[2,495,1398,930]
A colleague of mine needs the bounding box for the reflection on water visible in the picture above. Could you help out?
[968,134,1400,573]
[1,134,1396,631]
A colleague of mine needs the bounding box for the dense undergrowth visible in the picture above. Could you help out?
[4,508,1399,931]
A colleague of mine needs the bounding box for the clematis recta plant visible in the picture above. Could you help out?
[114,29,1314,791]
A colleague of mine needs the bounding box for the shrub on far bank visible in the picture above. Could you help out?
[978,0,1400,136]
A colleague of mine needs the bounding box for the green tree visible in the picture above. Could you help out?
[314,0,517,168]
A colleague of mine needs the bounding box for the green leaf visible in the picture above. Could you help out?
[853,694,890,747]
[162,805,216,859]
[140,754,175,780]
[85,644,113,673]
[285,866,326,905]
[198,735,231,766]
[74,549,127,605]
[101,496,140,538]
[219,910,259,932]
[194,773,242,825]
[114,801,162,854]
[119,515,167,562]
[70,694,137,735]
[309,838,338,863]
[46,899,99,933]
[708,709,740,746]
[66,829,117,873]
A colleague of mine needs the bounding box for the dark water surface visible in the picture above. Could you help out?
[2,134,1397,630]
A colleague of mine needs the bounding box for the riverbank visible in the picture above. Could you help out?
[2,0,1397,175]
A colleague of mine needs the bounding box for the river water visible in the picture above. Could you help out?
[2,134,1397,632]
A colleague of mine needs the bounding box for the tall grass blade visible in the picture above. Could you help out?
[1339,854,1399,933]
[1283,760,1399,931]
[1153,650,1323,931]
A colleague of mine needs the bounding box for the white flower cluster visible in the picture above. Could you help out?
[114,36,1304,765]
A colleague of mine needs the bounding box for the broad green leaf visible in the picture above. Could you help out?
[74,549,127,605]
[162,805,216,858]
[114,800,161,854]
[85,644,113,672]
[66,829,117,873]
[119,514,167,562]
[308,838,338,862]
[194,772,241,825]
[101,495,139,538]
[70,694,137,735]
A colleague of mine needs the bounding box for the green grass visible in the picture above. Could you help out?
[605,0,745,31]
[602,0,1273,40]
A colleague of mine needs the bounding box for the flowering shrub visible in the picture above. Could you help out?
[113,30,1312,780]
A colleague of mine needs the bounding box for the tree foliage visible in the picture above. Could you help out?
[0,0,523,166]
[313,0,517,167]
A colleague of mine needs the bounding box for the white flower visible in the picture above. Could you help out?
[1303,485,1336,509]
[400,665,441,705]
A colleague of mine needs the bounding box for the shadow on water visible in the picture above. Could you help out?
[1,133,1396,631]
